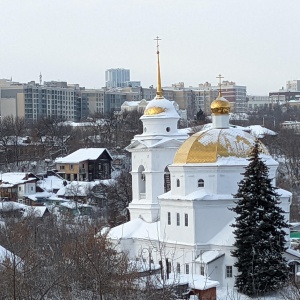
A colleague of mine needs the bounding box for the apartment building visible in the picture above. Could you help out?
[24,81,88,123]
[0,79,25,118]
[269,90,300,104]
[246,95,272,111]
[211,81,247,113]
[81,89,105,115]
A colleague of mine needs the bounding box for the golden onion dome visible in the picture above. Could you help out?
[210,94,231,115]
[173,128,269,164]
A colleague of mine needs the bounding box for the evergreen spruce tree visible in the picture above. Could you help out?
[230,141,289,296]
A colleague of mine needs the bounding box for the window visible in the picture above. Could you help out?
[177,179,180,187]
[69,164,74,170]
[60,165,65,170]
[200,265,205,275]
[166,127,170,132]
[18,186,22,191]
[82,164,84,168]
[168,212,171,225]
[177,263,180,273]
[185,213,188,226]
[226,266,233,278]
[31,187,33,191]
[198,179,204,187]
[167,260,171,274]
[185,264,189,274]
[177,213,180,226]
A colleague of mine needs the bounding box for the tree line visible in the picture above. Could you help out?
[0,214,177,300]
[0,110,142,172]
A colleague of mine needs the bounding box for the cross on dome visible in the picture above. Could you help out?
[216,74,224,97]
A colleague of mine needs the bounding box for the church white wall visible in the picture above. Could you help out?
[129,147,183,222]
[141,117,179,136]
[194,200,236,244]
[169,162,279,197]
[212,114,230,129]
[160,199,195,245]
[160,198,236,245]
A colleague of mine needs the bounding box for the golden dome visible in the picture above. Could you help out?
[144,106,166,116]
[174,128,269,164]
[210,94,231,115]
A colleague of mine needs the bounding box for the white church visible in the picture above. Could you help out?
[108,45,297,288]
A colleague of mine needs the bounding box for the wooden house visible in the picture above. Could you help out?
[55,148,112,181]
[0,173,39,202]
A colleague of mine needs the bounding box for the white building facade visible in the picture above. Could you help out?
[108,91,292,288]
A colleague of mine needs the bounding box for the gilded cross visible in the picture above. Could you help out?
[216,74,224,93]
[154,36,161,53]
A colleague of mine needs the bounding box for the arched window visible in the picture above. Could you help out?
[177,179,180,187]
[138,165,146,194]
[198,179,204,188]
[164,166,171,192]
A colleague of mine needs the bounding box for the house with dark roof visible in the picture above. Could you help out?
[55,148,112,181]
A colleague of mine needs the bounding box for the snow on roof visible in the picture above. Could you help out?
[286,248,300,259]
[59,200,93,209]
[0,244,22,265]
[107,218,160,241]
[37,175,65,192]
[290,222,300,228]
[56,180,112,197]
[22,206,48,217]
[159,189,235,201]
[164,273,219,290]
[141,98,180,119]
[0,172,36,187]
[195,250,225,264]
[201,123,276,139]
[245,125,277,138]
[123,101,140,107]
[55,148,112,163]
[26,191,53,201]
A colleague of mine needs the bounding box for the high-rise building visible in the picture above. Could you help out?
[286,80,300,91]
[105,68,130,89]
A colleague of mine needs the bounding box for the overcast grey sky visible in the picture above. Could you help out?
[0,0,299,94]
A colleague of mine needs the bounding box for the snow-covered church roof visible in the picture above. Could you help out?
[173,93,274,165]
[141,97,180,119]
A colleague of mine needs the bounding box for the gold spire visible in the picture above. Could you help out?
[154,36,163,99]
[216,74,224,97]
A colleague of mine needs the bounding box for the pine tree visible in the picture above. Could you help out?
[230,141,289,296]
